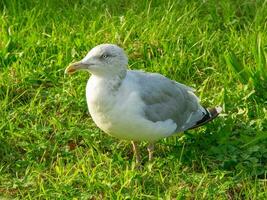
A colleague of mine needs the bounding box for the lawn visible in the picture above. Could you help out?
[0,0,267,199]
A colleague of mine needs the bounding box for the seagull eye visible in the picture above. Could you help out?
[102,54,108,59]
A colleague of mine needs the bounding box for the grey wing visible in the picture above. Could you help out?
[132,70,206,132]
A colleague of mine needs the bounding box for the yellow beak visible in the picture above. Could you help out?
[65,61,89,75]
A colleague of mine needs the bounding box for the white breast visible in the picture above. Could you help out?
[86,74,177,142]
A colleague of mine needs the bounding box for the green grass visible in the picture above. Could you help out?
[0,0,267,199]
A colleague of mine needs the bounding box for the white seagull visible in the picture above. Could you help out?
[65,44,221,162]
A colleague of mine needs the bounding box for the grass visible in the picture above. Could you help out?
[0,0,267,199]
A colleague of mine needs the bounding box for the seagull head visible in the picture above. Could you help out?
[65,44,128,77]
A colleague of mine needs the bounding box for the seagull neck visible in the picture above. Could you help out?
[92,69,126,91]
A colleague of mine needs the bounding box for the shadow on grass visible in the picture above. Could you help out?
[153,117,267,178]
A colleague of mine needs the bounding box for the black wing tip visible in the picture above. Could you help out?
[188,106,222,130]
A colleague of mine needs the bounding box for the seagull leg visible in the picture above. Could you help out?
[131,141,141,163]
[147,143,154,162]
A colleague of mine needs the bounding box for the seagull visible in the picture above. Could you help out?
[65,44,221,163]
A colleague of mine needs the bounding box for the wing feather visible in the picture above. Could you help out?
[129,70,205,132]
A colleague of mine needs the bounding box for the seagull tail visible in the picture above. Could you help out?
[188,106,222,130]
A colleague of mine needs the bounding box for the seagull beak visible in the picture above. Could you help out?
[65,61,89,75]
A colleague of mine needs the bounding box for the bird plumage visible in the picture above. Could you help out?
[65,43,221,161]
